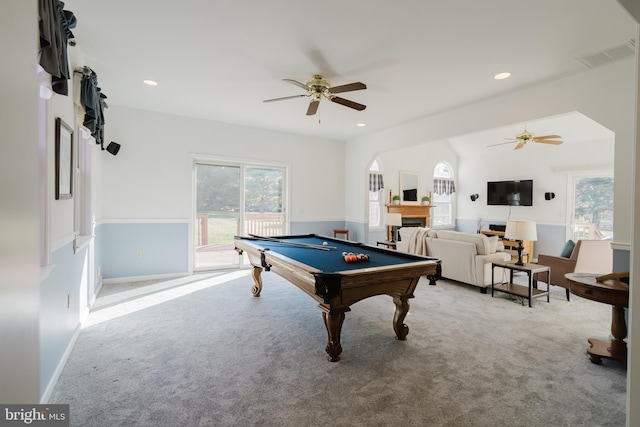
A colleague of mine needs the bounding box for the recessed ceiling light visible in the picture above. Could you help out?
[494,72,511,80]
[143,79,158,86]
[357,123,366,127]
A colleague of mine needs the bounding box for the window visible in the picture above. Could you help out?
[432,162,455,227]
[368,159,384,228]
[73,126,94,252]
[570,175,613,241]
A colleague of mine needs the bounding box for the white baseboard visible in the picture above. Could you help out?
[102,271,189,285]
[40,324,82,404]
[89,278,103,308]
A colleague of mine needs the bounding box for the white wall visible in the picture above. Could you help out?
[102,106,346,223]
[97,106,348,278]
[378,140,458,206]
[48,93,77,251]
[0,1,41,403]
[346,58,636,254]
[36,30,104,401]
[457,136,614,225]
[621,2,640,426]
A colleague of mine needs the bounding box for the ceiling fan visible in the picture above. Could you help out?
[263,74,366,116]
[488,127,563,150]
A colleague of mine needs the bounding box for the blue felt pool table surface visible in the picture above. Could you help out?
[245,234,432,273]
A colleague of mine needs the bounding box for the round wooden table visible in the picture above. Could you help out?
[565,273,629,365]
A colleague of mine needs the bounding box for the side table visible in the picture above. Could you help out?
[491,261,550,307]
[565,273,629,365]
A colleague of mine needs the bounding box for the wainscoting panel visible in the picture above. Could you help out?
[100,222,189,279]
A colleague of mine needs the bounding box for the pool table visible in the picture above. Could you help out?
[234,234,441,361]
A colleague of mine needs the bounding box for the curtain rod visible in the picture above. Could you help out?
[73,66,92,76]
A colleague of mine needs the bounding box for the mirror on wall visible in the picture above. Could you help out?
[399,170,419,203]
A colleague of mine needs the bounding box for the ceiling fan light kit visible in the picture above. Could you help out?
[264,74,367,116]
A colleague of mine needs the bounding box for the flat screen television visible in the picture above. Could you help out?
[487,180,533,206]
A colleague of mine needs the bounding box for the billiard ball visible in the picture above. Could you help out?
[323,241,328,246]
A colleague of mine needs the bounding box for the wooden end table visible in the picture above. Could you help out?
[491,261,550,307]
[565,273,629,365]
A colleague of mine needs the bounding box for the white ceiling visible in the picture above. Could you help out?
[64,0,636,144]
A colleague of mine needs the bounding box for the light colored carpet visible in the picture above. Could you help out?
[50,271,627,426]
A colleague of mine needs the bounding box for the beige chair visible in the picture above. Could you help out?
[536,240,613,301]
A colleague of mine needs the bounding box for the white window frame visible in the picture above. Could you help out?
[73,126,94,252]
[431,162,455,228]
[368,158,383,229]
[567,172,614,241]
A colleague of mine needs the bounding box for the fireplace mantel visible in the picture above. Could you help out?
[385,204,434,240]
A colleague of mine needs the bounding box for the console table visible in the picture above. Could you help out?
[482,229,534,260]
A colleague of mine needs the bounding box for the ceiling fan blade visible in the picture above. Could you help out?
[263,94,308,103]
[487,140,516,147]
[283,79,310,91]
[514,141,526,150]
[306,100,320,116]
[330,96,366,111]
[533,135,562,140]
[535,139,563,145]
[329,82,367,94]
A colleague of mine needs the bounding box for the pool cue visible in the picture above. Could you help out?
[237,235,335,251]
[247,234,336,250]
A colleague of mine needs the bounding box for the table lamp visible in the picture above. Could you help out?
[504,220,537,266]
[386,213,403,242]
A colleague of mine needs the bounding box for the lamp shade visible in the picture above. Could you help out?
[386,213,403,227]
[504,220,537,241]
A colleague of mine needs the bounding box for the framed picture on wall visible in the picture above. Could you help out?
[55,117,73,200]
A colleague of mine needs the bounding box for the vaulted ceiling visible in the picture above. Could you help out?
[65,1,636,143]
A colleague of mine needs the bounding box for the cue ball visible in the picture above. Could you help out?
[323,241,328,246]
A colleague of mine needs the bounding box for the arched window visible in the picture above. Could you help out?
[432,162,455,227]
[368,159,384,228]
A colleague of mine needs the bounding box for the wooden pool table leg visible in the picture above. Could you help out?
[393,296,410,340]
[250,266,263,297]
[321,308,345,362]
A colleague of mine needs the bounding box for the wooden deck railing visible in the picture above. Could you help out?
[196,213,285,246]
[574,223,606,240]
[243,213,284,236]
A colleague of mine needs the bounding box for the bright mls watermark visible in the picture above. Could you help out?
[0,405,69,427]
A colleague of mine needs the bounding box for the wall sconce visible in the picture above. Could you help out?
[544,192,555,200]
[106,141,121,156]
[470,194,479,202]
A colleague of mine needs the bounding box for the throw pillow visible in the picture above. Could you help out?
[560,240,575,258]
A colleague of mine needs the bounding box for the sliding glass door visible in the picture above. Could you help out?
[194,162,286,270]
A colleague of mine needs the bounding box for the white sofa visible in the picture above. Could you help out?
[397,227,511,292]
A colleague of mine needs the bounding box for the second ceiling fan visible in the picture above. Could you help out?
[488,126,563,150]
[263,74,366,116]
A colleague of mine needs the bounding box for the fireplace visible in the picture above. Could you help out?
[386,204,433,241]
[402,217,426,227]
